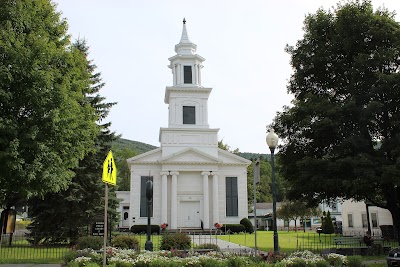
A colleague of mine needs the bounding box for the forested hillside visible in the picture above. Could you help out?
[112,138,157,154]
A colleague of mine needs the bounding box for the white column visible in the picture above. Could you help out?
[193,64,197,85]
[198,65,202,86]
[201,171,210,229]
[160,172,168,224]
[170,171,179,229]
[173,65,177,85]
[212,172,219,225]
[177,64,181,85]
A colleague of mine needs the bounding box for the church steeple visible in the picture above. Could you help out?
[169,19,205,87]
[164,19,212,130]
[175,18,197,55]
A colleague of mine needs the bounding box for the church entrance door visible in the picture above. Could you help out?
[180,201,200,228]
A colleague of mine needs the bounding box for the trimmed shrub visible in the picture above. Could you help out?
[160,232,191,250]
[223,224,245,233]
[111,235,139,250]
[322,211,334,234]
[130,224,160,234]
[76,236,103,250]
[240,218,254,233]
[347,256,362,267]
[196,243,220,251]
[64,250,78,265]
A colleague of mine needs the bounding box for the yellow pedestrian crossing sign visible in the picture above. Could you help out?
[102,151,117,186]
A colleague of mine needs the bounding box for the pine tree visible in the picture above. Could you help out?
[27,39,118,241]
[322,211,334,234]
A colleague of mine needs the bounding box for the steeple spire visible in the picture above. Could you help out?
[179,17,191,44]
[175,18,196,55]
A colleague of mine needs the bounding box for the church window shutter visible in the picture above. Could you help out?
[140,176,153,217]
[226,177,238,216]
[184,66,192,84]
[183,106,195,124]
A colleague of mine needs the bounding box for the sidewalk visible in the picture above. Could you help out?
[191,234,253,253]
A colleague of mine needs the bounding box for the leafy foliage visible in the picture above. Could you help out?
[27,39,118,239]
[221,224,245,233]
[113,147,136,191]
[112,138,157,155]
[277,201,321,231]
[0,0,99,207]
[272,0,400,235]
[247,158,285,204]
[321,211,334,234]
[240,217,254,233]
[195,243,220,251]
[130,224,160,234]
[76,236,103,250]
[160,232,191,250]
[111,235,139,250]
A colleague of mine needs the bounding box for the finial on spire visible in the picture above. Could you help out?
[183,18,186,24]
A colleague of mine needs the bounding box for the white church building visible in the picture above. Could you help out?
[117,20,251,230]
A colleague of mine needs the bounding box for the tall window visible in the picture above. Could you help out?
[226,177,238,216]
[371,213,378,228]
[362,214,368,228]
[348,213,353,228]
[183,106,195,124]
[140,176,153,217]
[184,66,192,83]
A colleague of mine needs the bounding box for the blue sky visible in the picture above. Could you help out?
[53,0,399,153]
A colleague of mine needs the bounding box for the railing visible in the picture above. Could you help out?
[0,232,70,261]
[1,230,399,261]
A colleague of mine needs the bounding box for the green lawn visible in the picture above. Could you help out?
[218,231,348,253]
[0,246,68,263]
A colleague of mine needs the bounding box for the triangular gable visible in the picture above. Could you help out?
[218,148,251,165]
[127,148,162,164]
[159,148,221,164]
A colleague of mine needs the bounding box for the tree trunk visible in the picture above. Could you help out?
[384,186,400,245]
[295,220,297,232]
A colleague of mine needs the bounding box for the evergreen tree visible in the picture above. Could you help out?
[27,39,118,240]
[322,211,334,234]
[113,147,136,191]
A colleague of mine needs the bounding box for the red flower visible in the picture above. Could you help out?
[214,223,222,229]
[161,223,168,230]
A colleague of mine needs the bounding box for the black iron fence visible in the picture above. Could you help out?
[1,230,399,261]
[0,232,69,261]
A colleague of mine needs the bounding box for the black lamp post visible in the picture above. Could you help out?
[145,179,153,251]
[266,128,279,255]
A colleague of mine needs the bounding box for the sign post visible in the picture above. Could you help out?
[102,151,117,267]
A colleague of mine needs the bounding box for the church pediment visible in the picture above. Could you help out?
[218,148,252,165]
[127,148,162,164]
[159,148,221,165]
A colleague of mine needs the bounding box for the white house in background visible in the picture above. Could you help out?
[249,200,343,231]
[119,20,250,230]
[341,199,393,236]
[116,191,130,229]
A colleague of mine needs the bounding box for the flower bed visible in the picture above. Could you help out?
[65,248,352,267]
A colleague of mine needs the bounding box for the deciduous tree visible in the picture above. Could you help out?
[0,0,98,207]
[273,1,400,240]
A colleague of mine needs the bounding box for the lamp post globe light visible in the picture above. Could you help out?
[266,128,279,254]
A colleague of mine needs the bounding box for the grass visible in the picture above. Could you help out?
[218,230,338,252]
[0,246,68,263]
